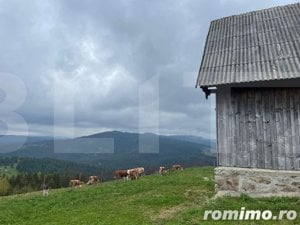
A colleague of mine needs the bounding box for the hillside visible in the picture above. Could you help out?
[2,131,216,177]
[6,131,215,155]
[0,167,299,225]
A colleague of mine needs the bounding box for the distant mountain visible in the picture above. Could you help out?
[0,135,55,144]
[165,135,216,151]
[0,131,216,179]
[80,131,214,154]
[0,135,56,154]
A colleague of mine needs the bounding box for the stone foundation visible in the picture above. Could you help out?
[215,167,300,198]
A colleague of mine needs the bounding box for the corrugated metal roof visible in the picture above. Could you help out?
[196,2,300,87]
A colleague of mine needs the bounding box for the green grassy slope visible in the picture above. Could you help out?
[0,167,299,225]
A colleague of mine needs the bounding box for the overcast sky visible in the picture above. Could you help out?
[0,0,297,139]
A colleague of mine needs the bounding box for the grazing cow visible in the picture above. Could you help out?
[172,164,183,171]
[69,179,84,187]
[127,169,139,180]
[159,166,166,174]
[135,167,145,177]
[114,170,129,180]
[87,176,100,185]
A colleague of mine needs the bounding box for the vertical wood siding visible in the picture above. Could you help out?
[216,87,300,170]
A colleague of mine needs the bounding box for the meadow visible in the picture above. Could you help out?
[0,167,299,225]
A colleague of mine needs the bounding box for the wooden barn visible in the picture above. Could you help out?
[196,3,300,197]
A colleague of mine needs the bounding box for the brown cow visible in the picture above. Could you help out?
[172,164,183,171]
[114,170,129,180]
[127,169,139,180]
[87,176,100,185]
[69,179,84,187]
[135,167,145,177]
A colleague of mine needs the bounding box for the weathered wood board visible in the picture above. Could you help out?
[216,87,300,170]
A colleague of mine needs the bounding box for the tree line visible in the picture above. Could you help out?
[0,172,91,196]
[0,156,106,196]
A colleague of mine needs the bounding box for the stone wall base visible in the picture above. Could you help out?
[215,167,300,198]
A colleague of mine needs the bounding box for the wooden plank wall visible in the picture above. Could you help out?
[216,87,300,170]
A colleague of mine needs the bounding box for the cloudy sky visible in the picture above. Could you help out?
[0,0,297,139]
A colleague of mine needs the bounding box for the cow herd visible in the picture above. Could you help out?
[114,164,184,181]
[69,176,100,188]
[159,164,183,175]
[41,164,184,196]
[67,164,183,189]
[114,167,145,180]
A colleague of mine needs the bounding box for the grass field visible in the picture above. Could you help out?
[0,167,299,225]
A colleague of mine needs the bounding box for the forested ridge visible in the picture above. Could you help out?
[0,157,103,196]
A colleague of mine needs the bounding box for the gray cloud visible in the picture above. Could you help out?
[0,0,296,139]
